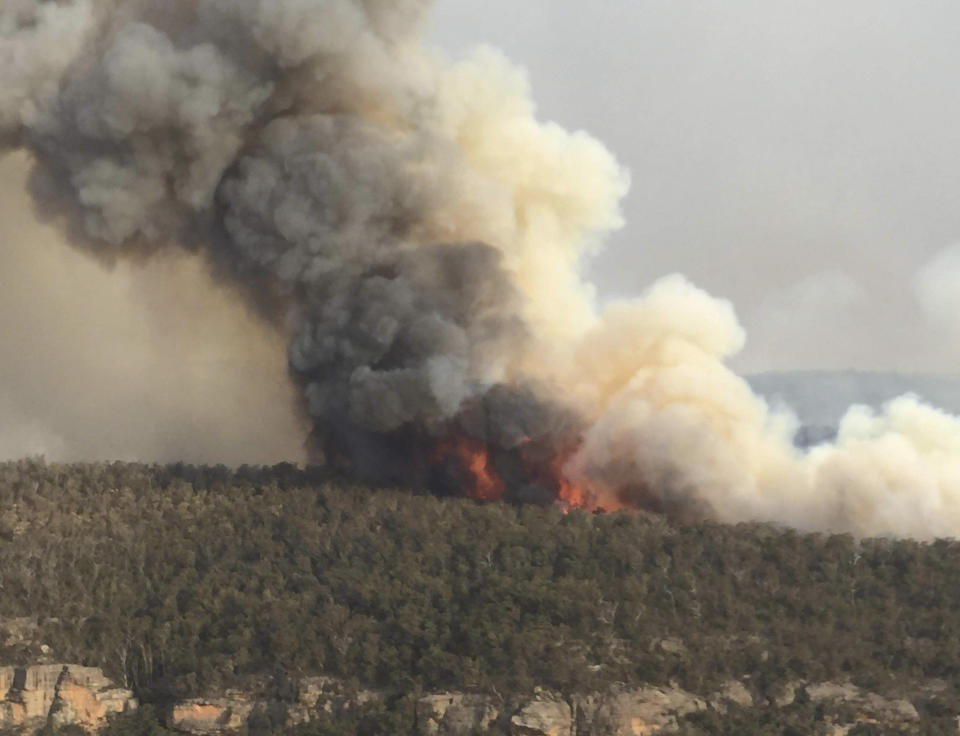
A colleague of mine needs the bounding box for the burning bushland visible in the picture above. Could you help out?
[7,0,960,536]
[0,0,627,511]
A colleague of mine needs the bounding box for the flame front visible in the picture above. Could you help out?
[539,447,613,513]
[437,437,507,502]
[432,433,612,509]
[463,441,506,502]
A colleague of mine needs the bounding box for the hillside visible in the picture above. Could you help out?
[0,460,958,734]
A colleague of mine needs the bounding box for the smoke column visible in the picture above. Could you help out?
[4,0,960,538]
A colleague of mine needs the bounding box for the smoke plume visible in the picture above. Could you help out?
[5,0,960,538]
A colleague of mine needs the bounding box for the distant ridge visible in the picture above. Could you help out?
[746,370,960,446]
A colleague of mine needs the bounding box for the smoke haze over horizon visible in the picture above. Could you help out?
[6,0,960,539]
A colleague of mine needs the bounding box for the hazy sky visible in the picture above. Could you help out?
[428,1,960,372]
[0,153,306,465]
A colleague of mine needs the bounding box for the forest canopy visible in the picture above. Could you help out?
[0,459,958,733]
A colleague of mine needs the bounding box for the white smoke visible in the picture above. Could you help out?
[561,276,960,539]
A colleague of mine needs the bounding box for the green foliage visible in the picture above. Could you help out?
[88,708,176,736]
[283,696,415,736]
[0,460,959,732]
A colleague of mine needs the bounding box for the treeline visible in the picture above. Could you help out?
[0,459,959,733]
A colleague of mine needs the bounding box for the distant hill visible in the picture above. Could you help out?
[0,460,959,734]
[747,371,960,446]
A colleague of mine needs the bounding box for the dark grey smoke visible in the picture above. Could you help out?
[0,0,582,499]
[285,240,531,482]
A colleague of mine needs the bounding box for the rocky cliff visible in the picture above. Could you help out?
[160,677,928,735]
[0,665,940,734]
[416,679,931,735]
[0,663,136,732]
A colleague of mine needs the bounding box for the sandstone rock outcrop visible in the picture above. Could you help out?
[166,677,388,734]
[416,693,499,736]
[771,679,804,707]
[707,679,753,715]
[89,675,939,735]
[575,685,707,735]
[510,694,574,736]
[0,663,135,732]
[281,675,381,729]
[168,696,254,735]
[804,680,919,730]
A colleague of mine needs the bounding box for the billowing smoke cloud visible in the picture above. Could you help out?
[6,0,960,538]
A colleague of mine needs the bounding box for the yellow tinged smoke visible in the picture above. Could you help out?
[402,45,960,538]
[430,47,629,343]
[0,151,307,465]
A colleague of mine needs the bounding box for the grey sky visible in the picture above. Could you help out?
[428,1,960,372]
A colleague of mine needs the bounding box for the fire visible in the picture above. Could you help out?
[556,475,592,512]
[439,437,506,501]
[550,457,603,512]
[556,476,624,514]
[520,442,609,513]
[432,432,622,512]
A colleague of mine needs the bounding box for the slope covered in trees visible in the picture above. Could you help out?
[0,459,958,734]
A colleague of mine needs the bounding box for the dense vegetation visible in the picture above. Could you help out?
[0,459,960,733]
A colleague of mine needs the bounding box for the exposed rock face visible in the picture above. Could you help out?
[713,680,753,709]
[510,694,573,736]
[159,678,928,735]
[416,692,499,736]
[281,675,382,729]
[12,664,63,721]
[804,681,919,730]
[575,685,707,735]
[282,676,331,728]
[0,663,135,732]
[168,696,254,735]
[0,660,935,735]
[166,678,388,734]
[144,676,943,735]
[49,680,136,731]
[0,699,27,729]
[771,679,804,707]
[708,679,753,715]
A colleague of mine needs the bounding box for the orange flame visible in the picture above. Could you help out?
[432,433,623,511]
[530,444,622,514]
[441,437,506,501]
[517,443,595,512]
